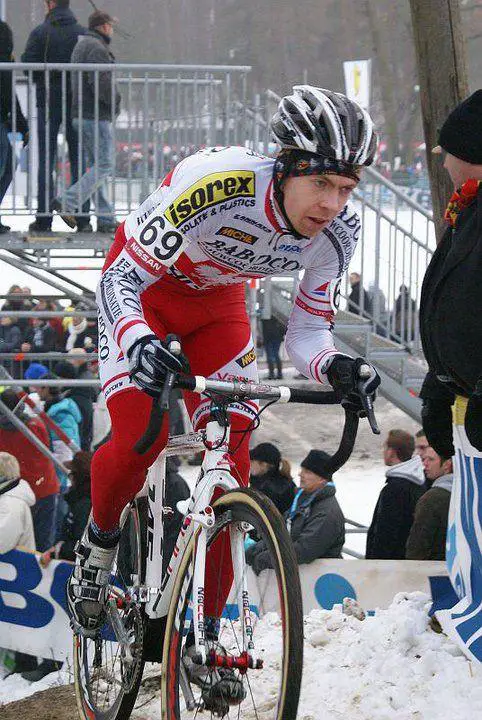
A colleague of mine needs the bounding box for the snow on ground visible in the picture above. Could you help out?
[2,593,482,718]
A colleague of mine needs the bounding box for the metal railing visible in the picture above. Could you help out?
[1,62,250,220]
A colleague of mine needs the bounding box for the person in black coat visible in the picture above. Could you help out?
[260,316,286,379]
[247,450,345,574]
[0,21,29,233]
[347,272,372,317]
[418,90,482,659]
[366,429,426,559]
[21,0,88,232]
[249,442,296,515]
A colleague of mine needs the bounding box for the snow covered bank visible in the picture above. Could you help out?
[1,593,481,718]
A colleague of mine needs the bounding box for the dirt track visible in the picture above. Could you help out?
[0,684,77,720]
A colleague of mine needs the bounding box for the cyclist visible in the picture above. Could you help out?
[68,85,381,640]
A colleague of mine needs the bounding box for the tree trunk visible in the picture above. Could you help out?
[409,0,469,242]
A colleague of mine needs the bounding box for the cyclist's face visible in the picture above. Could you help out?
[282,173,359,237]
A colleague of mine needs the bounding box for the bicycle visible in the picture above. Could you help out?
[72,342,379,720]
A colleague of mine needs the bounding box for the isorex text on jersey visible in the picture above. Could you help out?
[164,170,256,227]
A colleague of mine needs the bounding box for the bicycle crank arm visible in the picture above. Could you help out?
[105,597,136,664]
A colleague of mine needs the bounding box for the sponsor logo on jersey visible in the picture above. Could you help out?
[312,282,330,298]
[164,171,256,227]
[201,238,301,274]
[216,226,258,245]
[235,347,256,369]
[278,243,302,253]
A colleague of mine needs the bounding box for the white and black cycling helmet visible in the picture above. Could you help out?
[271,85,377,166]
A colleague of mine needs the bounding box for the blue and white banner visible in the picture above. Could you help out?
[0,548,447,661]
[437,397,482,662]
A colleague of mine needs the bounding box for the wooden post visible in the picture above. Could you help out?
[409,0,469,242]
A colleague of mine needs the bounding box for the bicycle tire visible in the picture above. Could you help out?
[161,487,304,720]
[73,501,146,720]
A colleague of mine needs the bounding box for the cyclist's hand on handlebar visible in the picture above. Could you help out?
[326,354,380,415]
[127,334,189,398]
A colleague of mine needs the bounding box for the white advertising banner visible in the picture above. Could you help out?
[0,549,447,661]
[343,59,372,110]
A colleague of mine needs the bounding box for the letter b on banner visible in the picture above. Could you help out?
[0,550,54,628]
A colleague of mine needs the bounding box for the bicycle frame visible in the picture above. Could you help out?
[134,415,254,665]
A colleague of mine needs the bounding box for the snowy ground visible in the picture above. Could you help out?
[1,593,481,718]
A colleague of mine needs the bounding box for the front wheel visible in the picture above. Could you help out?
[161,487,304,719]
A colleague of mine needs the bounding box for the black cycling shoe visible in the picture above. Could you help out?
[67,525,118,636]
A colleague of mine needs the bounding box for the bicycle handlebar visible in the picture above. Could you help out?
[134,335,379,463]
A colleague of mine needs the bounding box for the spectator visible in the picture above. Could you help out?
[0,316,23,376]
[0,21,29,234]
[38,376,81,531]
[393,284,416,344]
[406,449,453,560]
[261,316,285,380]
[347,272,372,317]
[0,388,59,551]
[22,0,88,233]
[53,10,120,234]
[0,451,36,554]
[0,451,38,678]
[366,429,426,559]
[414,428,429,458]
[249,442,296,515]
[369,281,388,336]
[55,357,96,451]
[2,284,32,333]
[64,306,97,351]
[21,452,92,684]
[22,316,57,368]
[247,449,345,574]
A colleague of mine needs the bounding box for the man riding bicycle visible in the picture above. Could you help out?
[68,85,381,652]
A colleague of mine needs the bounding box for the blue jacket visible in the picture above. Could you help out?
[47,397,81,488]
[21,7,86,106]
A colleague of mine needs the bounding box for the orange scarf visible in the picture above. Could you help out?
[444,179,482,227]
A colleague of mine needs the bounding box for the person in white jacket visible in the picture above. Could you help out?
[0,451,35,554]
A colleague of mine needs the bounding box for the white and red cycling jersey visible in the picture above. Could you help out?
[98,145,360,396]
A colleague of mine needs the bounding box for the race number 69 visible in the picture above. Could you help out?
[139,216,184,261]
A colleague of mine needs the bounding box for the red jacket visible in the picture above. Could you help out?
[0,416,59,499]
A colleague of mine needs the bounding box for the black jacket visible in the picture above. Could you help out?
[246,483,345,574]
[420,187,482,398]
[21,7,86,106]
[405,475,452,561]
[56,484,91,560]
[71,31,121,120]
[250,469,296,516]
[366,456,426,559]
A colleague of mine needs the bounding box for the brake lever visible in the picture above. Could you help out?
[159,335,181,411]
[357,364,381,435]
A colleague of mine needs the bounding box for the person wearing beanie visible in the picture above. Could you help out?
[419,90,482,660]
[249,442,296,516]
[247,448,345,574]
[55,358,96,451]
[52,9,120,234]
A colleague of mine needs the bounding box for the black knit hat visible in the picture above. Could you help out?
[436,90,482,164]
[300,450,333,479]
[249,442,281,467]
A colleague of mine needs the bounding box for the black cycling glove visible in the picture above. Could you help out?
[127,334,189,397]
[326,354,380,414]
[465,379,482,451]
